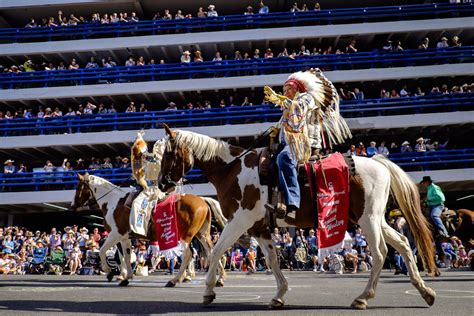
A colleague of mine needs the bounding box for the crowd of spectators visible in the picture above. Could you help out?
[3,216,471,276]
[21,2,324,30]
[0,34,467,75]
[346,137,449,157]
[0,82,471,122]
[3,156,132,175]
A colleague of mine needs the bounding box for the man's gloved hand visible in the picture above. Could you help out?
[264,86,287,107]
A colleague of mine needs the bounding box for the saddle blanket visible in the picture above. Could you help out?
[308,152,350,260]
[153,194,180,251]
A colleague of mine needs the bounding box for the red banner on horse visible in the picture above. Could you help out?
[153,194,180,251]
[312,153,350,257]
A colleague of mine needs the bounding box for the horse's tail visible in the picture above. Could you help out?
[203,197,227,229]
[372,154,438,275]
[131,131,148,190]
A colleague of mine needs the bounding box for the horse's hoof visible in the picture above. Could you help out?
[106,272,114,282]
[118,279,129,287]
[203,294,216,306]
[165,281,176,288]
[215,279,224,287]
[422,287,436,306]
[183,276,192,283]
[269,298,285,309]
[351,299,367,310]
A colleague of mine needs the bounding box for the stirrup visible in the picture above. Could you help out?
[265,203,286,219]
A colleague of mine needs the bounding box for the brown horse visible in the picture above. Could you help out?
[70,173,227,287]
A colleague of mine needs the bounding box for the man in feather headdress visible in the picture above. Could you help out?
[264,69,351,219]
[264,78,316,219]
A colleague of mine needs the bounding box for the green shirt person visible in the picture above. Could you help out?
[420,176,449,238]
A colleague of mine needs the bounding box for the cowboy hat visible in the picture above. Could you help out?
[26,231,33,237]
[80,227,88,233]
[4,159,14,164]
[441,37,448,41]
[389,209,402,217]
[420,176,433,184]
[416,137,424,142]
[401,141,410,146]
[122,157,129,162]
[64,226,71,231]
[208,5,215,10]
[182,50,191,55]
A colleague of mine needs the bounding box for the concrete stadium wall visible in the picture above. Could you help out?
[1,17,471,56]
[1,63,472,102]
[2,111,473,149]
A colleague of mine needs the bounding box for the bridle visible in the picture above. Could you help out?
[78,176,128,210]
[162,138,191,188]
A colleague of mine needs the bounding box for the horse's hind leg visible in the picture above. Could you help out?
[196,232,226,287]
[381,221,436,306]
[352,216,388,310]
[166,242,191,287]
[118,239,133,286]
[255,235,289,309]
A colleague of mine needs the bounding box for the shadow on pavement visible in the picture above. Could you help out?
[0,300,429,314]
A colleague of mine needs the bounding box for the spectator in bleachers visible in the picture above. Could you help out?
[437,37,449,49]
[290,3,300,12]
[25,18,37,28]
[382,40,392,51]
[414,87,425,96]
[264,48,274,58]
[378,141,389,157]
[452,36,462,47]
[245,6,254,15]
[393,40,404,51]
[130,12,139,22]
[253,49,261,59]
[390,89,400,98]
[346,40,358,53]
[84,102,96,115]
[68,242,82,275]
[181,50,191,63]
[298,45,310,56]
[346,144,356,156]
[415,137,427,152]
[85,57,99,69]
[120,157,130,169]
[125,102,136,112]
[207,5,218,17]
[17,164,27,173]
[110,13,119,24]
[137,56,146,66]
[356,143,367,156]
[139,103,147,112]
[400,85,409,97]
[4,160,16,174]
[101,157,113,169]
[69,59,80,70]
[366,141,378,157]
[43,160,55,173]
[259,1,270,14]
[75,158,85,170]
[52,107,63,117]
[197,7,207,18]
[400,141,413,153]
[418,37,429,50]
[62,158,73,171]
[125,56,136,67]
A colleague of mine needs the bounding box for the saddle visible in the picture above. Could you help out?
[259,146,355,228]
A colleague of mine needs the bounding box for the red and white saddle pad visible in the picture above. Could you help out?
[152,194,180,251]
[307,153,350,259]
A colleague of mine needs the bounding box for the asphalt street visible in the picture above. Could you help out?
[0,270,472,315]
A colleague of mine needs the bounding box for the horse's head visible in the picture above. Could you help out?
[160,124,193,191]
[70,173,100,212]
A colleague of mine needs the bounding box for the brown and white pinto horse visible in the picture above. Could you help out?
[160,125,438,309]
[70,174,227,287]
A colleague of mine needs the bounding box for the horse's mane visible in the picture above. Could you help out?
[174,130,230,162]
[88,175,119,190]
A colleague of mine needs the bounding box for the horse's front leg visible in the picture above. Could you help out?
[256,235,289,309]
[98,231,119,282]
[203,212,254,305]
[119,239,133,286]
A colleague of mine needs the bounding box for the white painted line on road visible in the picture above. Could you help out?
[36,308,63,311]
[405,289,474,298]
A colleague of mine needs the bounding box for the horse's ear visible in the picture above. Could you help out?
[77,173,84,181]
[163,123,176,139]
[84,172,90,181]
